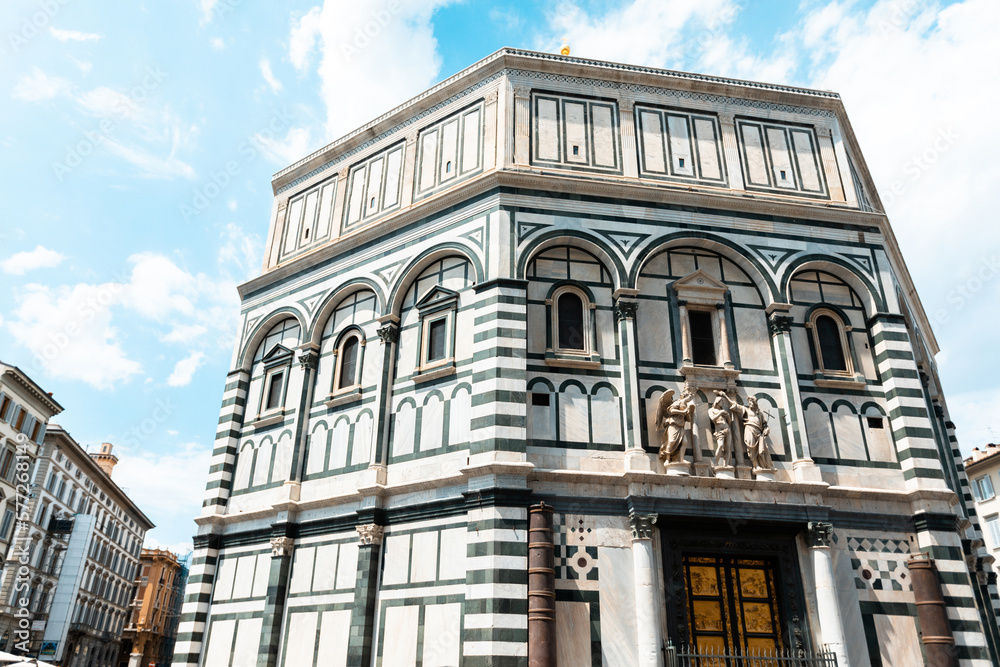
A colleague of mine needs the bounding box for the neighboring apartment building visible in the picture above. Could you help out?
[0,361,63,653]
[966,445,1000,559]
[0,426,153,666]
[176,48,1000,667]
[119,548,186,667]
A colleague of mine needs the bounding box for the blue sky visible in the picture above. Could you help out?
[1,0,997,551]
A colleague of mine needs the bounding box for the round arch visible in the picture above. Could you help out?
[630,232,778,302]
[387,242,485,317]
[780,256,884,315]
[237,307,308,372]
[306,278,386,346]
[517,231,625,290]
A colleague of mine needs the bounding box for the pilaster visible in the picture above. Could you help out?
[630,513,663,667]
[348,523,384,666]
[717,112,745,191]
[618,95,639,179]
[256,530,296,667]
[805,521,849,667]
[513,85,531,168]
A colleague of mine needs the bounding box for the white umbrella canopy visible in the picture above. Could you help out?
[8,660,57,667]
[0,652,21,663]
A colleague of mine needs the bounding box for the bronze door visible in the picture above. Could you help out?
[683,554,784,654]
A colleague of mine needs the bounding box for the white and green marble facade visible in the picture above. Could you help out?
[174,49,999,667]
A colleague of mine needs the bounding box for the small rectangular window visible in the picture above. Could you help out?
[531,393,550,407]
[572,145,580,156]
[987,516,1000,547]
[866,417,883,429]
[689,310,716,366]
[780,170,787,180]
[427,318,448,362]
[977,476,995,501]
[265,372,284,411]
[678,158,685,169]
[0,397,9,421]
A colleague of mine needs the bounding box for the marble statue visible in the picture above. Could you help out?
[734,396,774,471]
[707,391,736,468]
[655,389,695,463]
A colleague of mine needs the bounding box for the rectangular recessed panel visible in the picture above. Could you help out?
[640,110,666,173]
[438,527,466,580]
[791,129,822,192]
[419,130,439,192]
[232,618,263,667]
[335,542,358,589]
[313,543,339,591]
[204,619,236,667]
[289,546,315,594]
[740,123,770,186]
[439,118,459,182]
[694,117,722,181]
[666,114,694,176]
[317,610,352,666]
[382,534,410,585]
[383,146,403,208]
[382,606,419,667]
[283,613,318,667]
[282,197,303,254]
[299,189,318,248]
[364,157,384,215]
[409,531,438,582]
[535,97,559,161]
[591,103,616,167]
[461,108,482,173]
[213,557,237,601]
[423,603,461,667]
[563,101,587,163]
[346,167,366,224]
[232,555,256,599]
[766,127,795,189]
[252,554,270,598]
[314,180,336,240]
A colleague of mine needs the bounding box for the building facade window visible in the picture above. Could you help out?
[415,286,459,373]
[987,515,1000,547]
[975,475,995,501]
[815,313,848,372]
[556,290,586,351]
[689,309,717,366]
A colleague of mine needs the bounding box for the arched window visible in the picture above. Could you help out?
[251,318,300,419]
[337,334,361,390]
[557,292,585,350]
[807,309,854,376]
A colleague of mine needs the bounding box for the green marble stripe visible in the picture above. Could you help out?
[464,598,529,614]
[879,367,920,381]
[467,541,527,557]
[870,330,910,346]
[469,438,524,454]
[895,447,942,462]
[470,413,524,429]
[875,348,915,364]
[472,347,523,361]
[463,656,525,667]
[902,467,945,481]
[891,425,934,440]
[472,389,526,406]
[467,569,528,585]
[942,595,979,608]
[474,310,527,325]
[471,367,525,382]
[463,628,528,642]
[887,404,929,420]
[474,327,527,343]
[883,387,926,401]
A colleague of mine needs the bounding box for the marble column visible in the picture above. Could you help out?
[257,533,295,667]
[806,522,849,667]
[513,85,532,167]
[618,95,639,178]
[768,309,821,482]
[288,347,319,487]
[630,513,663,667]
[614,291,644,461]
[370,317,399,469]
[717,112,745,191]
[483,88,499,172]
[716,303,733,368]
[349,523,385,667]
[677,301,692,366]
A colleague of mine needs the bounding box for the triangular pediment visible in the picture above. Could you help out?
[262,344,293,363]
[673,269,728,291]
[416,286,459,310]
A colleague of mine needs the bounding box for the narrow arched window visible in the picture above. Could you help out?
[816,315,847,372]
[339,335,360,389]
[557,292,585,350]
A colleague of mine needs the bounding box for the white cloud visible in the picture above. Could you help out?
[260,57,283,93]
[162,324,208,344]
[72,57,93,75]
[210,37,225,51]
[76,86,141,119]
[12,68,72,102]
[102,136,197,180]
[253,125,314,166]
[6,281,142,389]
[167,351,205,387]
[49,27,102,42]
[2,245,66,275]
[287,0,455,141]
[199,0,219,25]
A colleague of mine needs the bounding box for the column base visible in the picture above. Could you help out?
[714,465,735,479]
[792,459,823,483]
[693,462,712,477]
[665,461,691,476]
[736,465,753,480]
[625,450,653,472]
[753,468,776,482]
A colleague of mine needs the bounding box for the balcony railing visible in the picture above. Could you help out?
[667,644,838,667]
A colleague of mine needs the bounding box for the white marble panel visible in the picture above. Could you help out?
[410,531,439,583]
[383,146,403,208]
[834,407,866,460]
[233,444,254,491]
[283,612,318,666]
[449,387,471,446]
[440,119,459,182]
[420,130,439,192]
[252,440,272,487]
[393,403,416,458]
[559,385,589,443]
[791,327,814,373]
[313,544,339,591]
[639,111,666,173]
[694,118,721,180]
[420,394,445,452]
[353,412,373,466]
[283,197,303,254]
[252,554,270,598]
[330,418,350,469]
[667,114,694,176]
[740,123,769,186]
[599,547,638,666]
[299,189,318,248]
[791,130,821,192]
[805,403,835,458]
[564,101,587,164]
[347,166,366,224]
[213,557,237,601]
[365,157,385,214]
[591,388,621,445]
[461,108,481,174]
[864,409,894,462]
[636,299,673,364]
[317,609,352,666]
[306,423,328,475]
[271,431,293,482]
[854,331,877,379]
[382,534,411,586]
[439,527,466,580]
[232,617,263,667]
[232,555,257,599]
[596,309,616,360]
[527,304,546,356]
[204,619,236,667]
[766,127,795,189]
[536,98,559,161]
[592,104,616,167]
[336,542,359,590]
[315,181,336,239]
[423,603,461,666]
[734,308,773,372]
[555,600,591,666]
[382,605,419,666]
[875,614,922,666]
[529,395,555,440]
[289,546,315,595]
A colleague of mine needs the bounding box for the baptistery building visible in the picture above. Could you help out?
[174,49,999,667]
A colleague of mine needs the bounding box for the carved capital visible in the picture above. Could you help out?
[338,167,349,179]
[356,524,384,546]
[297,350,319,370]
[513,84,531,100]
[767,314,793,336]
[629,513,657,540]
[270,536,294,557]
[614,299,638,323]
[814,124,834,138]
[806,521,834,548]
[618,96,635,113]
[718,112,736,125]
[484,89,499,105]
[377,322,399,344]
